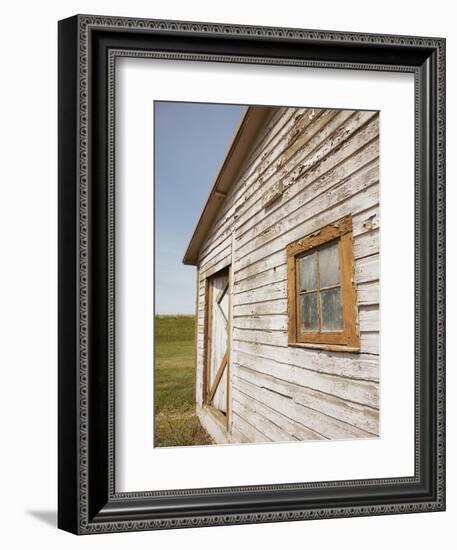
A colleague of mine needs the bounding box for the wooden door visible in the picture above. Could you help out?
[205,269,230,416]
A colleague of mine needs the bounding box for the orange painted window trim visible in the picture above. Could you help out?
[286,215,360,350]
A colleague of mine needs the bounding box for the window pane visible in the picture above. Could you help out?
[320,288,343,331]
[300,292,318,332]
[319,241,340,288]
[298,252,317,292]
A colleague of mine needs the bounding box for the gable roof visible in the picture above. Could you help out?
[182,105,274,266]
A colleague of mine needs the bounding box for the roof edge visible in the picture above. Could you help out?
[182,105,274,266]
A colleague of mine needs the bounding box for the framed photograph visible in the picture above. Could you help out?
[58,14,445,534]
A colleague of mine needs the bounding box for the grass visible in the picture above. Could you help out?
[154,315,213,447]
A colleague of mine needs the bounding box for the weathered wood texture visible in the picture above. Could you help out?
[195,107,380,443]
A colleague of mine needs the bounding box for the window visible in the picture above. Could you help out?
[287,215,360,350]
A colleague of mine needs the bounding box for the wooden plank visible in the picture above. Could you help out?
[234,314,288,331]
[199,241,231,277]
[231,398,293,442]
[198,107,301,256]
[234,372,378,436]
[357,280,379,305]
[359,306,379,332]
[233,264,287,295]
[353,206,380,236]
[233,284,288,306]
[233,382,326,440]
[232,350,378,407]
[339,227,359,348]
[233,326,378,355]
[233,340,379,381]
[234,222,377,288]
[208,351,228,403]
[200,108,368,259]
[203,278,212,403]
[199,235,232,271]
[234,167,379,271]
[233,115,379,248]
[232,412,272,443]
[234,298,287,317]
[360,332,379,355]
[256,109,355,195]
[355,255,379,284]
[233,305,379,340]
[286,214,352,257]
[194,267,202,406]
[233,327,287,347]
[354,228,379,259]
[232,371,376,439]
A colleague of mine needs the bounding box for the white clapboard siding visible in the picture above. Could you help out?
[233,283,288,306]
[233,370,379,436]
[360,332,379,355]
[359,306,380,332]
[235,139,379,250]
[232,382,326,440]
[232,371,376,439]
[234,221,377,286]
[200,108,365,258]
[233,314,288,332]
[194,107,380,445]
[355,255,379,284]
[233,326,379,356]
[357,280,380,305]
[234,298,287,317]
[232,114,378,244]
[232,340,379,381]
[232,351,378,408]
[231,398,294,442]
[233,264,287,295]
[232,412,272,443]
[199,108,303,256]
[234,173,379,270]
[203,113,377,259]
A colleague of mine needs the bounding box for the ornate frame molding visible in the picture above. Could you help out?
[58,14,445,534]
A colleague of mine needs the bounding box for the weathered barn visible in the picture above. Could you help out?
[183,106,380,444]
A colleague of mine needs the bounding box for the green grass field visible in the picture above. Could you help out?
[154,315,212,447]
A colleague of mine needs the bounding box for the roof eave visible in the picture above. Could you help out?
[182,105,274,266]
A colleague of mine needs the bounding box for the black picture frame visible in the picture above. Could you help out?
[58,14,446,534]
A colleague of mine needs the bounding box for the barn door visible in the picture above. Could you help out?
[205,268,230,418]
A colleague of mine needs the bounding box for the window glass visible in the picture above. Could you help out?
[300,292,318,331]
[320,288,343,331]
[319,241,340,288]
[298,252,317,292]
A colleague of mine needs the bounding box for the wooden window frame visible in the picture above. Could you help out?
[287,215,360,352]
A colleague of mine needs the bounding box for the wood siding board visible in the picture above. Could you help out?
[357,280,380,306]
[199,108,370,259]
[233,373,378,436]
[232,398,293,442]
[234,168,379,270]
[234,224,377,290]
[233,381,326,440]
[232,412,272,443]
[233,350,378,408]
[232,341,379,381]
[201,110,376,259]
[233,328,378,355]
[235,139,380,252]
[232,114,378,248]
[197,107,302,257]
[233,370,375,440]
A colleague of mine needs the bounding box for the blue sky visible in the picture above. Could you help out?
[155,101,245,314]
